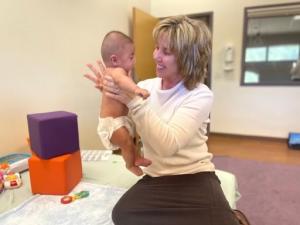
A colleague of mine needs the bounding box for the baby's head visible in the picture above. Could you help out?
[101,31,135,73]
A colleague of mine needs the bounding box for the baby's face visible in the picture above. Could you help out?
[118,43,135,73]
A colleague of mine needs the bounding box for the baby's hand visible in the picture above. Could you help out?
[134,88,150,99]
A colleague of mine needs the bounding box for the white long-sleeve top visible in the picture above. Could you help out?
[127,78,215,177]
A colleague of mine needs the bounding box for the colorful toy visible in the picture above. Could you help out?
[27,110,82,195]
[0,163,10,174]
[0,153,30,173]
[60,190,89,204]
[3,172,22,189]
[0,170,4,180]
[0,180,4,193]
[0,171,4,193]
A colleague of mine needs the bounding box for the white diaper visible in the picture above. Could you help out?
[97,116,134,150]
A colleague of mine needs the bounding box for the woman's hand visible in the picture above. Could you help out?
[106,67,150,100]
[103,68,136,105]
[84,60,105,91]
[84,60,146,104]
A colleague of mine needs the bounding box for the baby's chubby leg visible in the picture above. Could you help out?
[111,126,151,176]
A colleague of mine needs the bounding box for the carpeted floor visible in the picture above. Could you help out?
[213,156,300,225]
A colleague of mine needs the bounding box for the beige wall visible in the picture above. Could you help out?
[1,0,299,157]
[0,0,150,155]
[151,0,300,138]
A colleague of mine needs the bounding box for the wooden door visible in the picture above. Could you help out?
[132,8,158,81]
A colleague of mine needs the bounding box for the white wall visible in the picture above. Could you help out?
[0,0,150,155]
[151,0,300,138]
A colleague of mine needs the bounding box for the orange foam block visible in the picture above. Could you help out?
[28,150,82,195]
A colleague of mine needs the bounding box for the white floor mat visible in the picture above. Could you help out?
[0,182,126,225]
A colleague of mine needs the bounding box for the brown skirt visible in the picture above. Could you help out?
[112,172,239,225]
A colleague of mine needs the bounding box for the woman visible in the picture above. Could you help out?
[86,16,239,225]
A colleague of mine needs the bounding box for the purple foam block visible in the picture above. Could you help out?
[27,111,80,159]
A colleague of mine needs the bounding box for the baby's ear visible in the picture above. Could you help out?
[110,55,118,66]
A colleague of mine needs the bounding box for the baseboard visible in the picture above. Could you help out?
[209,132,287,142]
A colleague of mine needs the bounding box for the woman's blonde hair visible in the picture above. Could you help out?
[153,16,212,90]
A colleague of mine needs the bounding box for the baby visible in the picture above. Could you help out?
[86,31,151,176]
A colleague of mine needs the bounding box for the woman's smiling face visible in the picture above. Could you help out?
[153,33,182,89]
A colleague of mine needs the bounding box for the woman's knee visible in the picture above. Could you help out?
[112,199,128,225]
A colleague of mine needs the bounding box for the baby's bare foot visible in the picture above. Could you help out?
[135,157,152,167]
[127,165,143,176]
